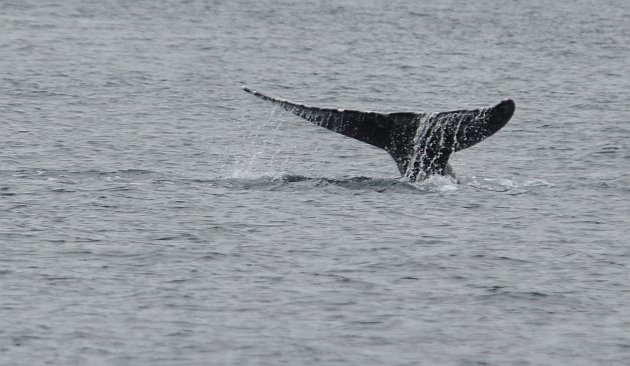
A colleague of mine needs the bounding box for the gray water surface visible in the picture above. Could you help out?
[1,1,629,365]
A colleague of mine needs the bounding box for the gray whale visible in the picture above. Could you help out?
[243,86,515,182]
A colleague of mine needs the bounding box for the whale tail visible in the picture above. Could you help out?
[243,86,514,181]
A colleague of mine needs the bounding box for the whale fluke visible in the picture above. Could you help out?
[243,86,515,182]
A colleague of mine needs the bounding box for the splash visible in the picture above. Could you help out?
[229,106,294,178]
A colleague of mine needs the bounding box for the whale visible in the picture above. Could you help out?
[243,86,515,182]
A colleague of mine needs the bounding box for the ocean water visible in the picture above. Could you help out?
[1,0,629,365]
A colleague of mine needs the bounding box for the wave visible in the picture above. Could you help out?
[212,172,466,194]
[215,174,420,193]
[216,173,557,195]
[1,168,558,195]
